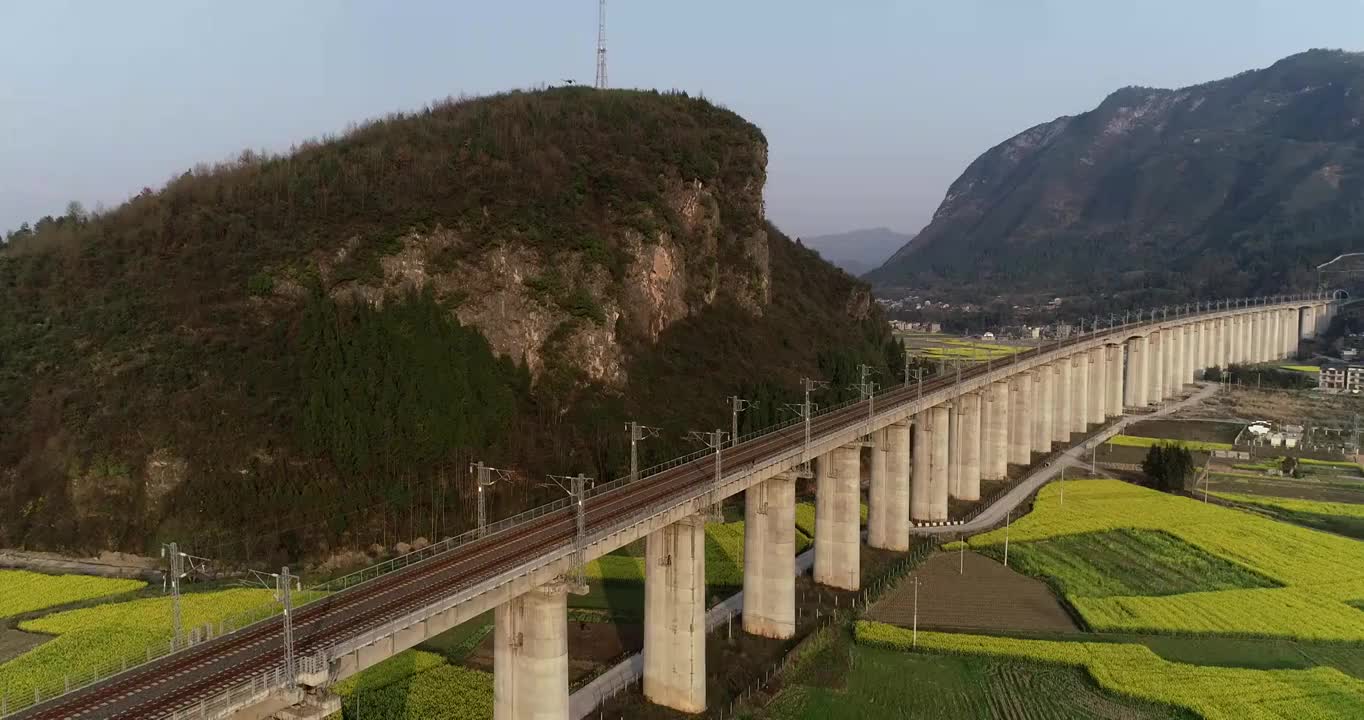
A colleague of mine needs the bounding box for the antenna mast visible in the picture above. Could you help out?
[595,0,608,89]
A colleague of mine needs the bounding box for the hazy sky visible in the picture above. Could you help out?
[3,1,1363,239]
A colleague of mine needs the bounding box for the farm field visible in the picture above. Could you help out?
[866,551,1078,633]
[0,570,145,619]
[975,528,1279,598]
[757,631,1190,720]
[1209,492,1364,541]
[899,334,1030,363]
[0,587,311,705]
[1107,434,1233,452]
[1125,419,1243,446]
[855,622,1364,720]
[961,480,1364,642]
[332,649,492,720]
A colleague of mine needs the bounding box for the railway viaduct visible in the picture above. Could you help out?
[7,295,1338,720]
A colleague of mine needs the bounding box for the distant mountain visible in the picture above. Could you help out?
[803,227,915,276]
[867,49,1364,302]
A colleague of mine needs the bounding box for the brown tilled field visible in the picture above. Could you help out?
[1126,418,1242,444]
[866,551,1079,633]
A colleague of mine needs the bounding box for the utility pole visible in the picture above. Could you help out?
[793,378,828,459]
[161,543,212,650]
[1003,511,1011,567]
[471,461,515,537]
[278,567,298,686]
[854,364,878,422]
[625,422,661,482]
[545,473,593,594]
[911,575,922,647]
[247,566,300,685]
[725,397,756,447]
[686,430,730,522]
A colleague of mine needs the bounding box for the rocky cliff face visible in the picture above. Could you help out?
[869,49,1364,302]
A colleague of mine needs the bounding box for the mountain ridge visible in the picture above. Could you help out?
[868,49,1364,303]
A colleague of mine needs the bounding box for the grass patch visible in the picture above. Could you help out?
[980,528,1278,598]
[1280,365,1321,373]
[0,571,145,619]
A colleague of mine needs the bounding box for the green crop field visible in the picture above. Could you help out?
[1280,365,1321,373]
[1108,435,1234,452]
[978,528,1278,598]
[1209,491,1364,541]
[855,622,1364,720]
[0,588,319,704]
[0,571,145,619]
[962,480,1364,642]
[794,501,868,540]
[333,649,492,720]
[758,631,1189,720]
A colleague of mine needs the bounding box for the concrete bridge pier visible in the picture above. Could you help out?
[494,583,569,720]
[1033,367,1054,453]
[1164,327,1178,396]
[867,429,889,547]
[1009,375,1032,465]
[1052,362,1071,443]
[644,516,706,713]
[1221,317,1232,367]
[911,411,933,521]
[1146,332,1163,405]
[929,404,951,521]
[868,423,910,550]
[984,382,1009,480]
[1227,317,1239,366]
[1070,354,1088,433]
[1086,348,1105,425]
[1124,337,1147,407]
[743,473,796,638]
[1182,325,1195,384]
[954,394,981,501]
[1105,344,1123,418]
[1252,313,1265,363]
[815,445,861,590]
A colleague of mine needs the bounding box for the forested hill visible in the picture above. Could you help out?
[0,88,900,560]
[867,49,1364,303]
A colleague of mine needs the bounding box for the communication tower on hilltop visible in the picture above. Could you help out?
[595,0,608,89]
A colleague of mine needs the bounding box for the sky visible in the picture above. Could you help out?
[3,1,1363,240]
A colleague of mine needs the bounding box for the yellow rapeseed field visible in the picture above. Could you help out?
[965,480,1364,641]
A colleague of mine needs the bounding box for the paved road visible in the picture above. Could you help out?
[913,382,1221,536]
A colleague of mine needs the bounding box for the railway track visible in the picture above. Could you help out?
[10,304,1299,719]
